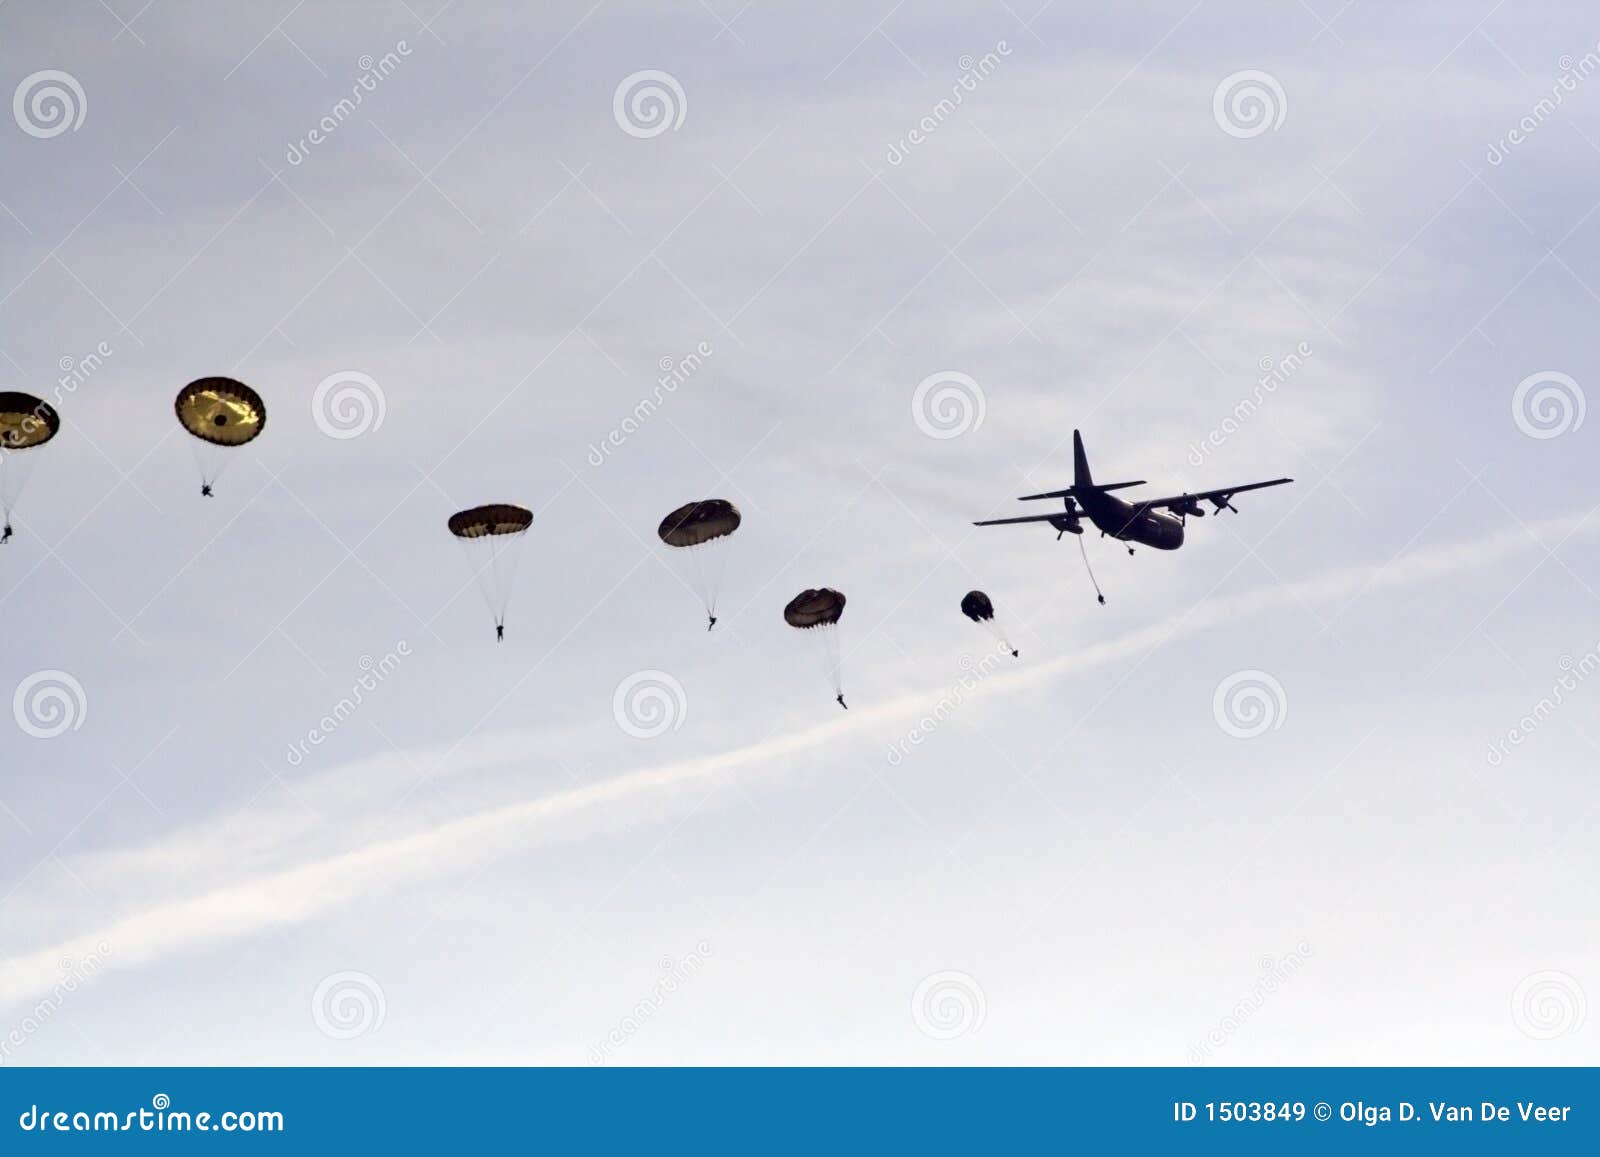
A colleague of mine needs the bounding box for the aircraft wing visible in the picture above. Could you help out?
[973,513,1068,527]
[1134,478,1293,514]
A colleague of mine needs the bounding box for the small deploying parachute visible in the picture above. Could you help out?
[175,377,266,497]
[961,589,1017,657]
[0,391,60,543]
[785,587,848,709]
[658,498,741,630]
[449,503,533,641]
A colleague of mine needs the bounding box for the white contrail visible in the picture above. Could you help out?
[0,508,1591,1009]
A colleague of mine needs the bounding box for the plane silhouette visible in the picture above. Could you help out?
[975,430,1292,604]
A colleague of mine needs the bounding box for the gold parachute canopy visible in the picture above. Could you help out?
[0,392,60,450]
[960,590,995,622]
[175,377,266,447]
[448,504,534,539]
[784,587,846,629]
[657,499,741,548]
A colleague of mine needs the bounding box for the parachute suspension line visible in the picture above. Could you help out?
[1077,533,1106,606]
[983,618,1018,658]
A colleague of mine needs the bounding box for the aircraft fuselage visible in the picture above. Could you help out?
[1078,489,1185,550]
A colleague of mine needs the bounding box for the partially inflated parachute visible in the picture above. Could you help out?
[961,589,1017,657]
[175,377,266,496]
[449,503,533,640]
[658,498,741,630]
[785,587,848,708]
[0,392,59,542]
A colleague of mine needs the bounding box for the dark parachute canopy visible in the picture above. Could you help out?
[784,587,846,628]
[785,588,848,708]
[960,588,1017,658]
[0,391,60,541]
[449,503,534,539]
[658,498,740,547]
[658,498,742,630]
[449,503,533,640]
[175,377,266,495]
[960,590,994,623]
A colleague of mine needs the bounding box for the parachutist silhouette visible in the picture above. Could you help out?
[836,693,848,710]
[496,624,505,642]
[707,614,716,631]
[201,483,213,498]
[1011,648,1019,658]
[0,523,11,544]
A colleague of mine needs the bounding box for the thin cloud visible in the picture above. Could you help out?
[1,507,1591,1011]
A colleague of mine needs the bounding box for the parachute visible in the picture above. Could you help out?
[175,377,266,496]
[961,589,1018,657]
[785,587,848,708]
[449,503,533,640]
[0,392,60,542]
[657,498,741,630]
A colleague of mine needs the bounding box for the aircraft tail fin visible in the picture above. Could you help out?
[1073,429,1093,491]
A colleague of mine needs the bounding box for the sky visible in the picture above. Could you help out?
[0,0,1596,1065]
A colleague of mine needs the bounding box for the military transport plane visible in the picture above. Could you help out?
[975,431,1291,604]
